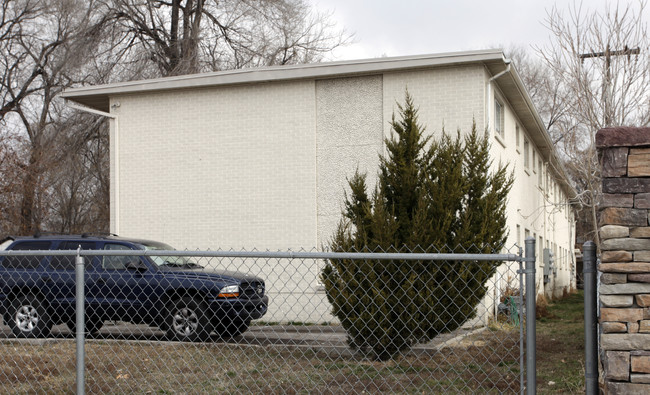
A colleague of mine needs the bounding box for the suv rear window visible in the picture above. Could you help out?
[2,241,51,269]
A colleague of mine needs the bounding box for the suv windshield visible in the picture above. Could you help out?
[141,242,202,268]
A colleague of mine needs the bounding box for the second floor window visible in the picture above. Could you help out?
[495,99,504,138]
[524,138,530,169]
[516,124,520,150]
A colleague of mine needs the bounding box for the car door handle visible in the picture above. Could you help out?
[96,278,106,285]
[41,276,53,284]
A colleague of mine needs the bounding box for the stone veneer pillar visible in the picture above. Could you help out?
[596,127,650,394]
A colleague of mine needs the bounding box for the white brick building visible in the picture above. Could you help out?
[63,49,577,321]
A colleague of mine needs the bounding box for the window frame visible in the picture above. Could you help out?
[1,241,51,269]
[50,241,97,271]
[102,243,135,270]
[515,124,521,153]
[523,137,530,172]
[494,98,505,141]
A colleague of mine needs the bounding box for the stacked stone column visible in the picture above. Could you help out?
[597,127,650,394]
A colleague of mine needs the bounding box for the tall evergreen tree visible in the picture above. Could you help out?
[322,91,513,360]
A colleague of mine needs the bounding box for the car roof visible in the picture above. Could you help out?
[10,234,166,247]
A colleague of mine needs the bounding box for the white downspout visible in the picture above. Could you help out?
[486,63,511,133]
[66,101,120,235]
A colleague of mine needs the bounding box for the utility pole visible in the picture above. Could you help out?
[579,45,641,126]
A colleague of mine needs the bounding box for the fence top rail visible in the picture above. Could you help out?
[0,249,521,261]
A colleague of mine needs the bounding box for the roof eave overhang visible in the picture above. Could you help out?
[487,63,577,199]
[61,49,506,112]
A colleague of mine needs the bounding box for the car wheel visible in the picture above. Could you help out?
[166,296,213,342]
[66,316,104,335]
[9,295,52,338]
[216,319,250,338]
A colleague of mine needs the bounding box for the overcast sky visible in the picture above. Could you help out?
[313,0,639,61]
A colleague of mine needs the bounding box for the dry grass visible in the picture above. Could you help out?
[536,290,585,394]
[0,329,521,394]
[0,292,586,394]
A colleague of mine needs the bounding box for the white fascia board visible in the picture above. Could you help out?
[61,49,506,101]
[506,65,577,199]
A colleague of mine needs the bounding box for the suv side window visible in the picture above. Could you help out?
[2,241,51,269]
[102,243,133,270]
[51,241,96,270]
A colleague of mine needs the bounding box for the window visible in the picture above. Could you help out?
[524,138,530,170]
[516,225,521,247]
[538,160,543,186]
[495,99,504,138]
[102,243,133,270]
[1,241,51,269]
[515,125,520,150]
[532,150,537,173]
[51,241,96,270]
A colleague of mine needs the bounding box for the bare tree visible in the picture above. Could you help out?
[0,0,109,234]
[106,0,352,76]
[42,112,110,234]
[508,45,576,145]
[0,133,25,234]
[0,0,43,120]
[513,1,649,250]
[0,0,350,236]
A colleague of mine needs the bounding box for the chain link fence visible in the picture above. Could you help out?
[0,242,533,393]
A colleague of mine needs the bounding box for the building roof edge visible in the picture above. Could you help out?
[61,49,506,110]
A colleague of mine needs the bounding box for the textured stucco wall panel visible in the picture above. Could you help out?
[316,144,382,215]
[316,76,383,148]
[316,76,383,246]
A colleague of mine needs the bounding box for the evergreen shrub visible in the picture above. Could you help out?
[321,91,513,360]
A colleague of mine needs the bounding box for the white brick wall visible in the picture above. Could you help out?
[383,65,486,137]
[108,64,577,322]
[488,80,576,298]
[113,81,317,250]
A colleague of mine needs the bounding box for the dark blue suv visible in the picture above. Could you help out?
[0,235,268,341]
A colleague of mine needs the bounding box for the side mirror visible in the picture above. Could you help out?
[125,260,147,272]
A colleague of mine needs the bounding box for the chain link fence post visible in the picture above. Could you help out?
[583,241,598,395]
[525,237,536,395]
[518,245,525,394]
[75,252,85,395]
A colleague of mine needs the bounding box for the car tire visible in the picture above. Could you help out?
[166,296,213,342]
[216,319,250,338]
[66,316,104,335]
[9,294,52,338]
